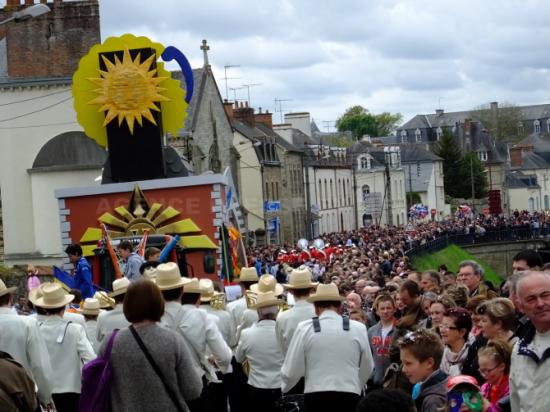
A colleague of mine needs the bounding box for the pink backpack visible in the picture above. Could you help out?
[79,330,119,412]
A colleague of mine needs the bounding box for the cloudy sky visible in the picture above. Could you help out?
[99,0,550,131]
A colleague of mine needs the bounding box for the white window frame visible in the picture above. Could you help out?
[436,127,442,140]
[534,119,541,134]
[401,130,407,143]
[547,119,550,133]
[415,129,421,143]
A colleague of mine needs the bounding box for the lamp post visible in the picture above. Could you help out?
[0,4,50,26]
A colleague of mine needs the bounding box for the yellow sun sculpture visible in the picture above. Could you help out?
[73,34,187,147]
[88,48,170,134]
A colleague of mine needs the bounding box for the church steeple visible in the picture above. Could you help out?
[200,39,210,67]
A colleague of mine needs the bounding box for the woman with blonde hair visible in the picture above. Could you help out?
[476,298,516,345]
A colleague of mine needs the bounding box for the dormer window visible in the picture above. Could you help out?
[479,151,488,162]
[415,129,421,143]
[359,156,372,170]
[436,127,442,140]
[400,130,407,143]
[534,119,541,134]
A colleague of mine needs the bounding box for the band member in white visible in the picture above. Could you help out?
[276,266,317,355]
[236,291,285,412]
[281,283,373,412]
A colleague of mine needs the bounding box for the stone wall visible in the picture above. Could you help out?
[462,239,547,279]
[0,0,100,81]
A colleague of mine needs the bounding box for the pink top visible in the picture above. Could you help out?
[27,274,40,292]
[481,376,509,412]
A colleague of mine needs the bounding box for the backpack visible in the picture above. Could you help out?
[79,329,119,412]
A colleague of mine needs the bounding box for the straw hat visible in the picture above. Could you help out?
[142,266,158,280]
[238,267,259,282]
[250,274,283,296]
[28,284,45,305]
[182,278,203,294]
[200,279,215,302]
[34,282,74,309]
[284,267,318,290]
[0,279,16,297]
[155,262,185,290]
[93,291,115,309]
[79,298,101,316]
[251,291,283,309]
[307,283,345,303]
[109,277,130,297]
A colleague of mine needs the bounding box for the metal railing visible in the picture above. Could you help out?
[405,227,550,260]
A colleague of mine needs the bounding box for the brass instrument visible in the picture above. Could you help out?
[209,293,226,310]
[245,290,257,308]
[241,358,251,377]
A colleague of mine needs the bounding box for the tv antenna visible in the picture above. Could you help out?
[242,83,262,106]
[229,86,245,103]
[223,64,240,100]
[323,120,336,132]
[274,98,293,123]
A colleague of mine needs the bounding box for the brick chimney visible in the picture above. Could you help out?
[223,100,234,120]
[435,109,444,116]
[510,144,534,168]
[233,101,255,127]
[464,118,472,136]
[255,107,273,129]
[510,147,522,168]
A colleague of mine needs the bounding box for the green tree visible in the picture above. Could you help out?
[433,128,463,198]
[325,134,354,148]
[336,106,403,139]
[456,151,487,199]
[470,102,526,143]
[336,105,378,139]
[375,112,403,136]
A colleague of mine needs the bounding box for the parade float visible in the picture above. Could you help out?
[54,34,244,291]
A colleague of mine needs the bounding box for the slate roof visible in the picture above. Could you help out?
[515,151,549,170]
[398,144,442,163]
[232,120,281,164]
[517,133,550,153]
[517,104,550,120]
[172,69,206,134]
[506,171,540,189]
[400,103,550,131]
[30,131,106,172]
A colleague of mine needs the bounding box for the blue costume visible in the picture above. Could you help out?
[53,257,95,299]
[74,256,95,299]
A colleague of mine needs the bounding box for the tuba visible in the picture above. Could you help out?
[209,293,226,311]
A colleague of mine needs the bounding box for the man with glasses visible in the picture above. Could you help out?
[457,260,497,299]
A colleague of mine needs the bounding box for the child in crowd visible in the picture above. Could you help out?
[446,375,485,412]
[368,294,397,388]
[398,329,448,412]
[477,340,511,412]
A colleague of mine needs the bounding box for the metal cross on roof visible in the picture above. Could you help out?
[200,39,210,66]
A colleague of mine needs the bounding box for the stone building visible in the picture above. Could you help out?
[276,113,355,237]
[350,141,407,226]
[170,42,235,178]
[229,103,283,246]
[0,0,102,266]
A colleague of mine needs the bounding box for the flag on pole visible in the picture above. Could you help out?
[219,224,234,283]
